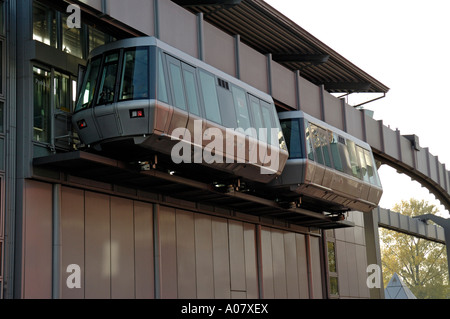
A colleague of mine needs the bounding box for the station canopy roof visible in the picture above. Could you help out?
[173,0,390,94]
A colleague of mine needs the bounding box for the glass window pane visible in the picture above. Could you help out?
[281,119,302,159]
[62,14,83,58]
[183,68,200,116]
[33,67,51,142]
[168,61,186,110]
[75,56,101,111]
[232,86,251,131]
[120,47,149,101]
[305,121,315,161]
[97,52,119,105]
[89,26,107,52]
[199,70,221,124]
[0,102,4,133]
[346,140,361,179]
[250,98,263,139]
[330,132,344,172]
[54,72,71,112]
[310,124,324,165]
[157,51,169,103]
[365,149,381,186]
[327,241,337,273]
[357,146,370,183]
[33,3,57,48]
[260,102,274,145]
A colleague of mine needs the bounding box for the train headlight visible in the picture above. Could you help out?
[77,119,88,129]
[130,109,145,118]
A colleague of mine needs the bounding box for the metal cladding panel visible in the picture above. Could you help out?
[295,233,309,299]
[110,197,135,299]
[335,241,349,297]
[382,125,400,161]
[61,187,85,299]
[243,223,259,299]
[228,220,247,292]
[79,0,102,11]
[107,0,155,35]
[323,92,344,131]
[194,214,214,298]
[239,43,269,94]
[260,227,275,298]
[365,117,382,151]
[416,147,429,177]
[272,62,296,107]
[211,217,231,299]
[270,229,288,299]
[159,0,199,58]
[298,76,321,119]
[176,209,197,299]
[84,191,111,299]
[355,244,370,298]
[344,104,364,141]
[204,21,236,77]
[309,236,323,299]
[399,136,414,168]
[133,201,155,299]
[428,153,438,182]
[23,180,53,299]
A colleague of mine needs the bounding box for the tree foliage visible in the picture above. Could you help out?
[380,199,449,299]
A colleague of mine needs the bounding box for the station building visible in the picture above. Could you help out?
[0,0,393,299]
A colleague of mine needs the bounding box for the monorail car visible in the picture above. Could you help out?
[272,111,383,213]
[72,37,288,183]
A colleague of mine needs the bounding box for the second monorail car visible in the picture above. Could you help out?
[272,111,383,213]
[72,37,288,183]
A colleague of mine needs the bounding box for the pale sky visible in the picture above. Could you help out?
[265,0,450,216]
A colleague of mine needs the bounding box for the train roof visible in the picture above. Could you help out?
[88,36,274,104]
[278,110,373,150]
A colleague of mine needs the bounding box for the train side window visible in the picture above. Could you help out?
[199,70,221,124]
[96,52,119,105]
[364,149,381,186]
[321,130,332,168]
[167,57,187,111]
[75,56,101,111]
[119,47,149,101]
[182,65,201,117]
[249,97,264,140]
[346,140,361,179]
[329,132,344,172]
[260,102,275,145]
[157,51,169,103]
[357,146,370,183]
[232,86,251,132]
[304,121,315,161]
[280,119,302,159]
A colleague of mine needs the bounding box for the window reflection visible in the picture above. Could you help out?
[33,2,57,48]
[120,48,149,101]
[33,67,51,142]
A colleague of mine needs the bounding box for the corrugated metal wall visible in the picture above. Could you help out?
[21,180,330,299]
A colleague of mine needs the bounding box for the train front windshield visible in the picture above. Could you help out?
[75,47,150,113]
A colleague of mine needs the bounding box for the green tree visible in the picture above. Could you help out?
[380,199,449,299]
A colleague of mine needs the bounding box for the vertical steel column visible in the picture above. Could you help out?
[234,34,240,79]
[197,12,204,61]
[154,0,160,39]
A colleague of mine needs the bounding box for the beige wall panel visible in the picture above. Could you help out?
[195,214,214,298]
[159,0,198,58]
[243,223,258,299]
[61,186,85,299]
[345,242,359,297]
[295,233,309,299]
[110,197,135,299]
[345,104,364,141]
[228,220,246,292]
[23,180,52,299]
[309,236,323,299]
[355,244,370,298]
[260,227,274,298]
[365,117,382,150]
[158,205,177,298]
[211,216,231,299]
[272,62,296,107]
[84,191,111,299]
[134,201,154,299]
[298,77,321,119]
[323,92,344,131]
[204,22,236,77]
[335,240,349,297]
[271,229,287,299]
[239,43,268,93]
[107,0,155,35]
[175,209,197,298]
[284,232,300,299]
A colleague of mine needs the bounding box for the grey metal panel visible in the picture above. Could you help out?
[399,136,414,168]
[309,236,323,299]
[284,232,300,299]
[345,242,358,297]
[159,0,198,58]
[295,233,309,299]
[133,201,155,299]
[355,244,370,298]
[382,125,400,161]
[271,229,287,299]
[23,180,53,299]
[239,43,268,94]
[211,216,231,299]
[323,92,344,131]
[84,191,111,299]
[243,223,258,299]
[335,241,349,297]
[110,197,135,299]
[228,220,247,292]
[260,227,274,298]
[107,0,155,35]
[79,0,102,11]
[298,76,321,119]
[158,205,178,299]
[365,117,383,151]
[194,214,214,298]
[204,21,236,77]
[61,186,85,299]
[271,61,296,107]
[175,209,197,299]
[344,104,364,141]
